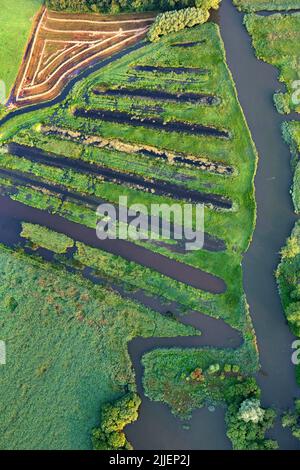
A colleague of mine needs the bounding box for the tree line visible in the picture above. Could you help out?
[45,0,199,14]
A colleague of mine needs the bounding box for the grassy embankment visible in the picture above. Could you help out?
[0,243,195,449]
[0,0,42,105]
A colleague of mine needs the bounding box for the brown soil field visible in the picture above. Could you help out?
[9,7,155,107]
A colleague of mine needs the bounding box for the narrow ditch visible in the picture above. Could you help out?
[93,86,220,105]
[0,167,226,253]
[7,143,233,209]
[171,40,206,48]
[0,196,227,294]
[133,65,209,74]
[74,107,230,138]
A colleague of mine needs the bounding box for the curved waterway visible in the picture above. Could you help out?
[219,0,300,449]
[128,0,300,449]
[0,0,299,449]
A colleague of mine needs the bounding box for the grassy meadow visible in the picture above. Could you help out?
[244,12,300,114]
[234,0,300,11]
[0,0,42,102]
[0,245,195,449]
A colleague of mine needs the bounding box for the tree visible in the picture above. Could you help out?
[238,399,265,424]
[227,404,277,450]
[92,392,141,450]
[148,7,210,42]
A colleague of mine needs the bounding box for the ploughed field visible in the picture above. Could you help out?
[0,22,259,447]
[9,7,154,107]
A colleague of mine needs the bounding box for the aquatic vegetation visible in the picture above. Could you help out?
[21,222,74,253]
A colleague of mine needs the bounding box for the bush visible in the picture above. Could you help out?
[20,223,74,254]
[293,162,300,214]
[274,92,291,115]
[227,404,277,450]
[282,399,300,441]
[148,6,211,42]
[238,399,265,424]
[277,221,300,337]
[92,392,141,450]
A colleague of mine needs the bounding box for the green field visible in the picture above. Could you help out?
[0,0,41,102]
[0,245,194,449]
[0,23,258,331]
[234,0,300,11]
[244,12,300,114]
[0,20,267,449]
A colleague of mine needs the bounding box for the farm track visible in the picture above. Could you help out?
[93,87,220,105]
[0,196,226,294]
[74,107,230,139]
[7,143,232,209]
[9,7,155,107]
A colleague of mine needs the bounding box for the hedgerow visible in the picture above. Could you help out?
[46,0,197,14]
[148,7,210,42]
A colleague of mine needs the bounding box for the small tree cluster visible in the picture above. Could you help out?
[147,0,221,42]
[276,221,300,336]
[238,399,265,424]
[46,0,199,14]
[92,392,141,450]
[148,7,209,42]
[282,399,300,441]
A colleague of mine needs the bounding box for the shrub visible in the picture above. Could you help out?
[238,399,265,424]
[20,223,74,254]
[293,162,300,214]
[208,363,220,374]
[148,7,210,42]
[282,399,300,441]
[92,392,141,450]
[277,221,300,338]
[227,405,277,450]
[273,92,291,115]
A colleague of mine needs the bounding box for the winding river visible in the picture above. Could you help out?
[127,0,300,449]
[0,0,299,450]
